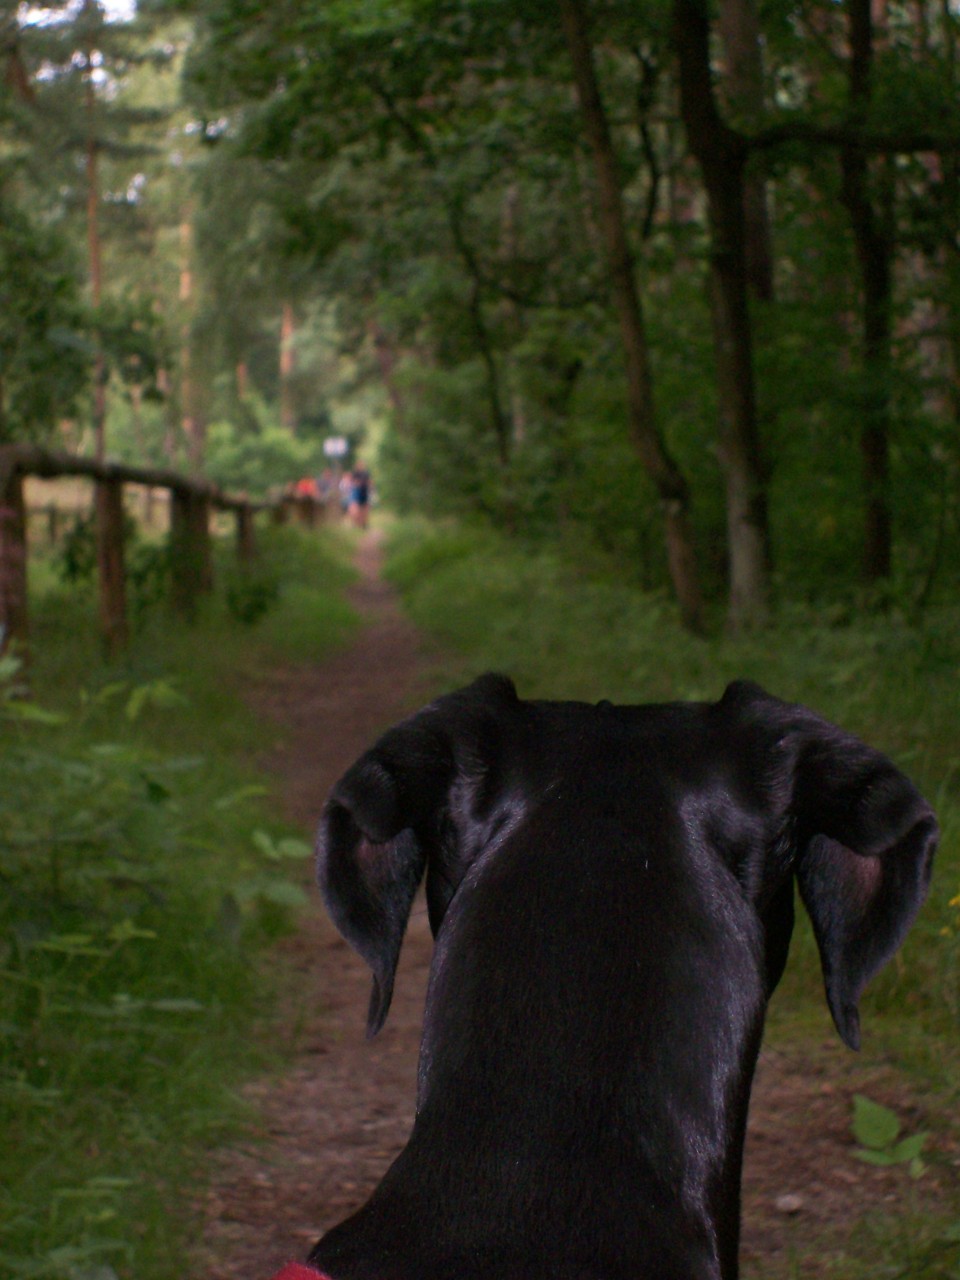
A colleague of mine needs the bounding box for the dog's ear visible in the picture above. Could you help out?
[317,674,520,1037]
[791,717,938,1051]
[317,734,453,1038]
[319,795,426,1039]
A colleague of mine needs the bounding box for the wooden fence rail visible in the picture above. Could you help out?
[0,444,323,658]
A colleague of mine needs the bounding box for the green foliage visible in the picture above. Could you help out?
[6,0,960,612]
[0,667,270,1277]
[205,414,327,499]
[57,512,100,584]
[57,513,173,621]
[170,0,960,618]
[1,524,357,1280]
[127,540,174,619]
[217,522,358,660]
[224,562,280,624]
[98,294,170,398]
[851,1095,927,1176]
[0,193,88,441]
[0,3,180,448]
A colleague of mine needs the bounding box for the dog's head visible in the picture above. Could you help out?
[317,675,936,1048]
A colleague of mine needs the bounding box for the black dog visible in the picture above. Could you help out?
[304,675,936,1280]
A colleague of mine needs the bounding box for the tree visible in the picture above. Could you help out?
[156,0,960,610]
[752,0,960,589]
[838,0,895,582]
[0,194,88,441]
[673,0,771,628]
[560,0,703,632]
[717,0,774,304]
[9,0,171,456]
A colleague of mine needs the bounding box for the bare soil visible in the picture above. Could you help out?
[200,531,955,1280]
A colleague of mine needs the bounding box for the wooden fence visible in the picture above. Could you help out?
[0,444,325,658]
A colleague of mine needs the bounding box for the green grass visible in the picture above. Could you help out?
[385,516,960,1280]
[0,522,358,1280]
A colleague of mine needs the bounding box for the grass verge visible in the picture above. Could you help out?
[0,523,358,1280]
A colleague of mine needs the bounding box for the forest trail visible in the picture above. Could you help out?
[201,528,443,1279]
[200,529,940,1280]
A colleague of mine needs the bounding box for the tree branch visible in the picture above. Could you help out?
[748,120,960,155]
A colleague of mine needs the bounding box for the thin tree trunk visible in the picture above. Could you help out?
[840,0,894,581]
[500,184,528,445]
[85,60,106,463]
[0,466,27,654]
[280,302,297,431]
[2,11,35,104]
[674,0,772,629]
[179,214,204,473]
[717,0,775,302]
[95,477,128,656]
[560,0,704,633]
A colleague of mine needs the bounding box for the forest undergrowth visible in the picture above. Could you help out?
[0,525,357,1280]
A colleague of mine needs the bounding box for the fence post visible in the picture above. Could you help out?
[195,494,214,592]
[0,466,28,656]
[170,487,213,618]
[95,477,129,656]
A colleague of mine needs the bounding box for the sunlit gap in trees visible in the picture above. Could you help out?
[17,0,136,29]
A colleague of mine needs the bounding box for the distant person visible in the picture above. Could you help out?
[348,463,371,529]
[339,470,352,514]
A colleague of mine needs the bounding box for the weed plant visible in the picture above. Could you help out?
[0,524,357,1280]
[385,517,960,1280]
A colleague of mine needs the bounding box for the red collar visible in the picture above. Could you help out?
[269,1265,330,1280]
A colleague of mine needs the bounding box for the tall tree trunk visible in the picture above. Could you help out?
[155,367,178,463]
[500,184,528,445]
[95,477,128,656]
[85,58,106,463]
[0,465,27,654]
[674,0,772,629]
[840,0,894,582]
[717,0,774,302]
[179,213,204,473]
[2,11,35,104]
[280,301,297,431]
[560,0,704,633]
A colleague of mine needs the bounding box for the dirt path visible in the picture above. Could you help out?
[202,530,444,1279]
[201,531,953,1280]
